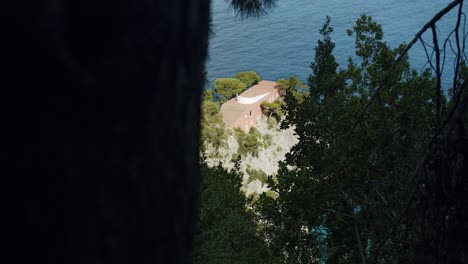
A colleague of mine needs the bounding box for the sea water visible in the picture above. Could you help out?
[207,0,467,90]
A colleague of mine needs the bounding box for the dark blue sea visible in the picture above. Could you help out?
[206,0,467,90]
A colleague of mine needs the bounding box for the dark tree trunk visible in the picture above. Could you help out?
[3,0,210,263]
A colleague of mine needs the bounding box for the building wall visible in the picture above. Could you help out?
[232,88,280,132]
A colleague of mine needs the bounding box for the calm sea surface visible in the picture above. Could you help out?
[206,0,467,89]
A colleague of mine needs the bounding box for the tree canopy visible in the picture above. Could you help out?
[200,2,468,262]
[261,100,284,122]
[193,163,276,263]
[214,78,247,103]
[200,99,226,152]
[254,15,455,263]
[235,71,261,87]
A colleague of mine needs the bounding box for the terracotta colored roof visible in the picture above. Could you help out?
[240,80,278,97]
[220,80,278,128]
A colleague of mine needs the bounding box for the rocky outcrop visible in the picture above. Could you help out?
[205,117,298,197]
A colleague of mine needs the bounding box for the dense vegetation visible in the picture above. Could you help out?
[201,90,226,153]
[213,71,261,103]
[193,163,279,263]
[256,15,442,262]
[260,100,284,123]
[198,9,468,263]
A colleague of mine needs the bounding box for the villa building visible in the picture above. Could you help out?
[220,80,281,132]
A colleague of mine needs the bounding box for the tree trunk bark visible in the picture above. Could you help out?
[3,0,210,263]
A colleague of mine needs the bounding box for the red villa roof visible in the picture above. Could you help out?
[220,80,279,130]
[239,80,278,97]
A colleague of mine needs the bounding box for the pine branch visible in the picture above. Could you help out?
[352,0,462,132]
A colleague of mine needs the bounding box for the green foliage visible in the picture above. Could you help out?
[246,168,268,184]
[255,15,442,263]
[200,13,462,263]
[200,99,226,153]
[308,16,345,99]
[278,75,309,130]
[244,134,260,156]
[262,133,273,148]
[210,71,260,104]
[234,127,263,157]
[203,88,214,102]
[261,100,284,122]
[234,128,246,151]
[265,190,279,199]
[347,14,384,68]
[277,75,309,104]
[193,163,274,263]
[277,75,306,92]
[249,127,262,138]
[235,71,261,87]
[267,117,277,128]
[229,0,278,18]
[231,153,240,162]
[214,78,247,103]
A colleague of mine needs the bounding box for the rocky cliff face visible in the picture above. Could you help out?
[205,117,298,197]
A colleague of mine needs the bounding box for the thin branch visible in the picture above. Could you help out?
[432,25,442,124]
[352,214,367,264]
[454,1,464,94]
[419,60,431,75]
[351,0,462,132]
[461,12,467,66]
[420,37,437,73]
[464,32,468,61]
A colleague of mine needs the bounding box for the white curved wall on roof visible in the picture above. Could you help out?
[236,92,270,104]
